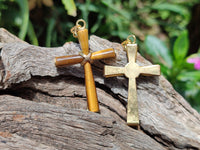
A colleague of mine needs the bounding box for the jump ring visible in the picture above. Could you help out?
[127,35,136,44]
[76,19,86,30]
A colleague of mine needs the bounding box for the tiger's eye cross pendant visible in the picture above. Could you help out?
[55,19,116,113]
[104,35,160,126]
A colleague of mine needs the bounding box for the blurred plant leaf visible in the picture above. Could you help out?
[0,0,8,10]
[15,0,29,40]
[145,35,173,68]
[187,53,200,59]
[173,30,189,62]
[78,0,97,26]
[101,0,131,20]
[194,106,200,113]
[46,18,56,47]
[152,3,189,19]
[177,71,200,81]
[61,0,77,17]
[27,20,38,46]
[91,14,103,33]
[159,63,170,77]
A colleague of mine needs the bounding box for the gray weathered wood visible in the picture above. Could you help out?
[0,28,200,149]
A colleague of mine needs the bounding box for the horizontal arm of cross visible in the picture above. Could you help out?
[139,65,160,76]
[104,66,125,77]
[55,55,83,67]
[91,48,115,60]
[55,48,115,67]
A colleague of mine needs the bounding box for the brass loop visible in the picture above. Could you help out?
[121,35,137,51]
[127,35,136,44]
[121,40,128,50]
[70,26,78,38]
[76,19,86,31]
[71,19,86,38]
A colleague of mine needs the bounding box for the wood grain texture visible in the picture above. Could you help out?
[0,28,200,149]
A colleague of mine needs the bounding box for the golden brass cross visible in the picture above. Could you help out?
[55,19,116,113]
[104,35,160,126]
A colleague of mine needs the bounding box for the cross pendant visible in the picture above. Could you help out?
[55,19,116,113]
[104,36,160,126]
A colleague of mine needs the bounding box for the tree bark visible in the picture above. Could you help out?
[0,28,200,150]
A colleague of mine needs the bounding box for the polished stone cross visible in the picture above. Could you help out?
[55,19,116,113]
[104,38,160,126]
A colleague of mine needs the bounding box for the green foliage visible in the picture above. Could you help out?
[0,0,199,46]
[27,20,38,45]
[61,0,76,17]
[149,0,198,37]
[77,0,131,40]
[46,18,56,47]
[178,71,200,81]
[145,35,173,68]
[144,30,200,112]
[15,0,29,40]
[0,0,37,44]
[178,71,200,112]
[173,30,189,62]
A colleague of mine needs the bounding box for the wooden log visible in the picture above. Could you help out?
[0,28,200,149]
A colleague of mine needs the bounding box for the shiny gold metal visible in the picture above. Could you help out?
[70,19,86,38]
[121,34,136,49]
[55,19,116,113]
[76,19,86,30]
[127,35,136,43]
[104,36,160,126]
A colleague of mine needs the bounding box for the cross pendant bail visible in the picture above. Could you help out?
[104,35,160,126]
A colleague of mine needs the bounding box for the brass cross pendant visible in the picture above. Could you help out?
[104,35,160,126]
[55,19,116,113]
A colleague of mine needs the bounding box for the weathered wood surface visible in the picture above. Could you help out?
[0,28,200,150]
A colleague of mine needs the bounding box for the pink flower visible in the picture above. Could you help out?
[187,57,200,70]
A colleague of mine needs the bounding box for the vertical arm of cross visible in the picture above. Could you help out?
[127,78,139,126]
[77,28,99,112]
[124,43,140,126]
[126,44,137,63]
[77,29,89,54]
